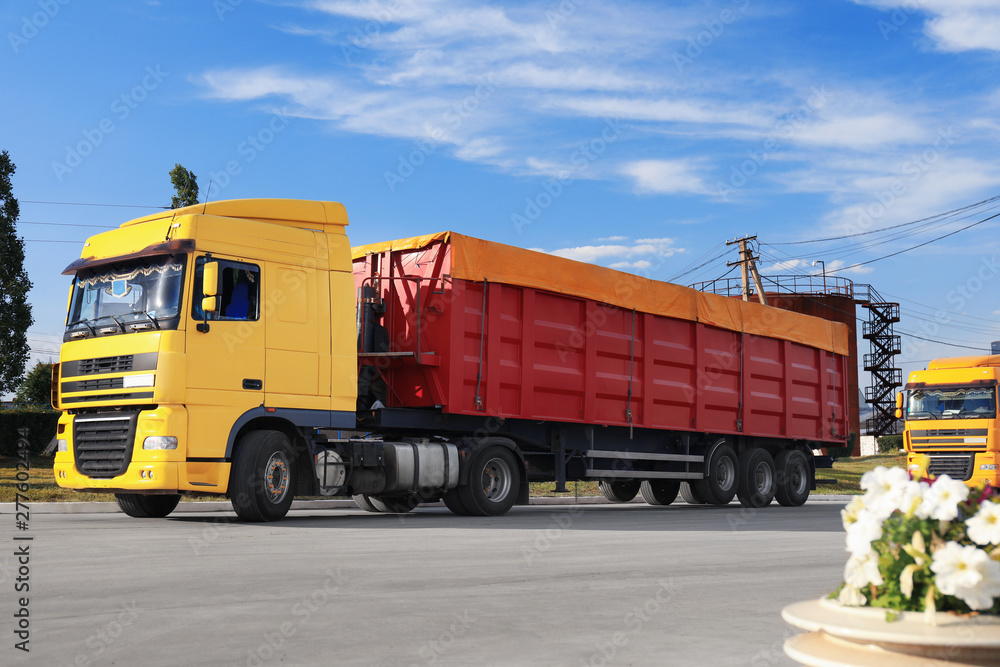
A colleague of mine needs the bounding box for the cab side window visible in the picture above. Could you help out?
[192,257,260,322]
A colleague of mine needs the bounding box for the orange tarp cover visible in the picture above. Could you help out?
[353,232,850,356]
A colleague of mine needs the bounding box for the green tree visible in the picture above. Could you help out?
[13,361,53,407]
[0,150,33,396]
[169,163,199,208]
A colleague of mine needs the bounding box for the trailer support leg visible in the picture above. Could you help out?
[553,429,567,493]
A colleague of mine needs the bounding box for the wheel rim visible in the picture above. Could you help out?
[789,461,807,495]
[753,461,773,494]
[264,452,290,504]
[480,457,512,503]
[716,455,736,491]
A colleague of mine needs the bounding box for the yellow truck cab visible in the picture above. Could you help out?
[53,199,358,519]
[902,355,1000,488]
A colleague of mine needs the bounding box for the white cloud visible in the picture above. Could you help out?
[853,1,1000,53]
[620,160,711,195]
[542,236,682,272]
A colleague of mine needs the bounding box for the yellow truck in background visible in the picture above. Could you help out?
[901,355,1000,488]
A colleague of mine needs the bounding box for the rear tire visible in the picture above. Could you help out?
[230,430,295,522]
[353,494,380,512]
[370,495,419,513]
[458,446,520,516]
[738,448,777,508]
[775,449,811,507]
[680,482,706,505]
[694,443,738,506]
[639,480,680,506]
[115,493,180,518]
[598,480,641,503]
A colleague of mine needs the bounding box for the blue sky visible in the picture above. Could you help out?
[3,0,1000,400]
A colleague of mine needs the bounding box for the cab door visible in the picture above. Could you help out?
[186,255,265,458]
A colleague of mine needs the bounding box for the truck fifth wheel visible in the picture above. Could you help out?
[52,199,851,520]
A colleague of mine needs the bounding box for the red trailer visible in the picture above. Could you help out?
[351,232,850,512]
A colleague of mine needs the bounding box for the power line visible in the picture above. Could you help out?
[765,194,1000,246]
[25,239,86,244]
[826,211,1000,275]
[18,221,113,228]
[20,200,168,209]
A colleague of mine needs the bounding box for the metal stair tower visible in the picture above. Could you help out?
[857,285,902,435]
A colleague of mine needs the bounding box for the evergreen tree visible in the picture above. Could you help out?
[0,150,33,396]
[13,361,53,406]
[169,163,199,208]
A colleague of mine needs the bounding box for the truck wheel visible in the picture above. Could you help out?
[738,448,777,508]
[114,493,181,518]
[679,482,706,505]
[695,444,738,505]
[599,481,641,503]
[639,480,680,506]
[353,494,380,512]
[443,489,471,516]
[775,449,811,507]
[230,430,295,522]
[458,446,520,516]
[370,495,419,513]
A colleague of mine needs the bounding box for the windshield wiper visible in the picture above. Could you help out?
[906,411,934,420]
[66,318,96,336]
[94,315,126,333]
[136,311,160,330]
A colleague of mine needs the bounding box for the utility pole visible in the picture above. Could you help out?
[727,235,768,306]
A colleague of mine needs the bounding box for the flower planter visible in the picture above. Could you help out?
[782,598,1000,666]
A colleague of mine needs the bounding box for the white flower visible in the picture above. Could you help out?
[860,466,912,520]
[841,496,866,531]
[967,500,1000,546]
[845,510,883,556]
[893,479,929,516]
[916,475,970,522]
[837,585,867,606]
[930,541,1000,610]
[845,548,884,589]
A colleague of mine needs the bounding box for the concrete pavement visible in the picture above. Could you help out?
[3,499,849,666]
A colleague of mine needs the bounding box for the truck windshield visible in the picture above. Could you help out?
[906,386,997,420]
[65,255,187,340]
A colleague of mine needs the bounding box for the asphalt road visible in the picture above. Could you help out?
[4,500,849,667]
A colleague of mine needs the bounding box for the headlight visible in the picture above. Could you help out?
[56,439,68,452]
[123,373,155,389]
[980,464,999,471]
[143,436,177,450]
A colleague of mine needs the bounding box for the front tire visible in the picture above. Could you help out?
[458,446,520,516]
[599,480,641,503]
[115,493,180,518]
[639,480,680,506]
[230,430,295,522]
[775,449,811,507]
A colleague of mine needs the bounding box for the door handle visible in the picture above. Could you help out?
[242,379,263,390]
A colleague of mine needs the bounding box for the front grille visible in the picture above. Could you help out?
[76,355,135,375]
[73,412,139,478]
[910,428,987,437]
[927,454,975,481]
[62,377,125,393]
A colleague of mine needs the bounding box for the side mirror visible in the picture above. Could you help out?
[203,261,219,298]
[895,408,902,419]
[895,392,904,409]
[197,260,219,332]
